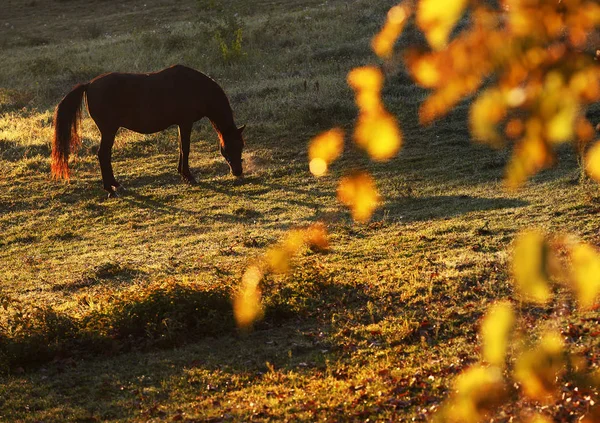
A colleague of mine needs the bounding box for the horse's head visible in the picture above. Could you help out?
[220,125,245,178]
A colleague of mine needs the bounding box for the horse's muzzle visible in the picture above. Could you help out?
[230,164,243,178]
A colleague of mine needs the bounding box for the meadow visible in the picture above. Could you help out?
[1,0,600,421]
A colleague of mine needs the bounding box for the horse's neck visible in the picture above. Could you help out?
[207,100,236,143]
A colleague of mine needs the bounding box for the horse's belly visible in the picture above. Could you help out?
[120,105,179,134]
[122,121,173,134]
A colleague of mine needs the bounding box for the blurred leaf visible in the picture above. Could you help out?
[348,66,402,160]
[512,230,553,304]
[264,224,329,273]
[309,158,328,177]
[372,3,411,59]
[570,243,600,310]
[304,222,329,252]
[233,265,264,329]
[505,121,552,190]
[514,331,565,401]
[470,88,507,146]
[575,117,595,144]
[585,141,600,182]
[347,66,385,118]
[407,53,442,88]
[266,247,291,274]
[337,171,380,223]
[308,128,345,177]
[544,85,577,144]
[505,118,524,140]
[355,111,403,161]
[347,66,384,95]
[437,365,505,423]
[481,301,514,367]
[417,0,468,50]
[282,230,305,254]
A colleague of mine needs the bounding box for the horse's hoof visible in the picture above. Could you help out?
[107,190,120,199]
[233,177,245,186]
[112,183,123,191]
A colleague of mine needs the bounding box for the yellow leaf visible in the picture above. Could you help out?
[304,222,329,252]
[348,66,403,160]
[308,128,344,163]
[570,243,600,309]
[514,331,565,401]
[372,4,410,59]
[512,230,552,304]
[233,266,264,329]
[265,247,291,274]
[337,172,380,223]
[282,230,306,255]
[308,128,345,177]
[417,0,468,50]
[546,99,577,143]
[470,88,507,146]
[355,112,402,161]
[585,140,600,182]
[420,75,483,124]
[505,123,552,190]
[481,302,514,367]
[505,87,527,107]
[408,54,442,88]
[444,365,505,423]
[309,158,328,177]
[348,66,385,115]
[347,66,384,93]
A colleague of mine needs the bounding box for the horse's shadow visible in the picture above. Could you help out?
[115,169,329,214]
[111,169,529,227]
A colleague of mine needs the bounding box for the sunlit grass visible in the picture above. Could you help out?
[1,0,600,421]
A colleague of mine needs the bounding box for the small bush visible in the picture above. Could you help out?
[0,281,235,373]
[213,16,247,63]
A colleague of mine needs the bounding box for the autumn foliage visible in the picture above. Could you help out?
[235,0,600,420]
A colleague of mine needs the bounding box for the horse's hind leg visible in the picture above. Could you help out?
[97,127,120,197]
[178,123,196,184]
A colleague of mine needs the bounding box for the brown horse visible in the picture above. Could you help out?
[52,64,245,197]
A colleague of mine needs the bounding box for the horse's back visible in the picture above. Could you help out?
[85,65,217,133]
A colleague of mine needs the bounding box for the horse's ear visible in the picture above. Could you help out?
[238,124,246,134]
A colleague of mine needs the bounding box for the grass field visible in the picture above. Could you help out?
[1,0,600,421]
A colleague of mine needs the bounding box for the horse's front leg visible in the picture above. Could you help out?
[98,128,120,197]
[178,123,196,184]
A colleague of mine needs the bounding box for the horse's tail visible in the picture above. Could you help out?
[51,83,88,180]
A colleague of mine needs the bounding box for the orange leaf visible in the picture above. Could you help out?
[417,0,468,50]
[337,172,380,223]
[372,4,410,59]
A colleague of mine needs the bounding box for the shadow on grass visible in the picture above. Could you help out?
[0,139,50,162]
[0,263,374,376]
[385,195,529,222]
[0,261,490,422]
[51,262,146,293]
[115,171,329,214]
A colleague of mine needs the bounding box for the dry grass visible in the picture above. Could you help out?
[1,0,600,421]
